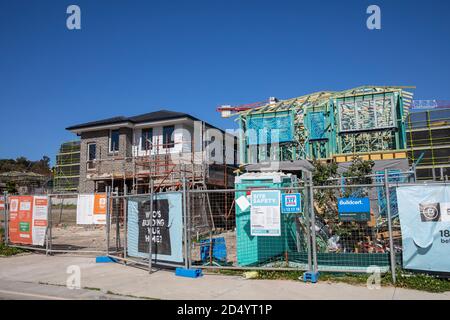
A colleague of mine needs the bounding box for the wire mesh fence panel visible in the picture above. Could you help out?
[111,191,187,270]
[1,194,7,244]
[4,194,50,252]
[189,190,237,267]
[49,194,108,254]
[311,184,393,273]
[108,195,125,256]
[388,185,404,269]
[189,187,310,270]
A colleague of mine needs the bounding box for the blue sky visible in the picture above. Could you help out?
[1,0,449,165]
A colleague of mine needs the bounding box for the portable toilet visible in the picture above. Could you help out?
[234,172,299,266]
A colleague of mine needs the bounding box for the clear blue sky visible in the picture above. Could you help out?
[1,0,449,165]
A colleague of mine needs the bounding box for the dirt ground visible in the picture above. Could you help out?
[50,225,110,251]
[49,208,123,252]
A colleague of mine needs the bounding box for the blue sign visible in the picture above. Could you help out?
[397,186,450,273]
[338,197,370,221]
[281,193,302,213]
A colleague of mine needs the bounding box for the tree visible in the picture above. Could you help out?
[312,157,375,253]
[0,156,51,176]
[6,181,17,194]
[30,156,51,175]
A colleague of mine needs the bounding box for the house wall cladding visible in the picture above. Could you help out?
[79,128,134,193]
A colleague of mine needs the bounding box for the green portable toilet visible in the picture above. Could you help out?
[235,172,298,266]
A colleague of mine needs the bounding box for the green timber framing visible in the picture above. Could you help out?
[53,140,81,192]
[237,86,414,164]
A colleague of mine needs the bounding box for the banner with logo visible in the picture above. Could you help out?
[281,193,301,214]
[337,197,370,221]
[397,185,450,273]
[250,190,281,236]
[76,194,107,225]
[8,196,48,246]
[127,193,183,263]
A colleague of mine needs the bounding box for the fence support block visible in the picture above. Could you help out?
[175,267,202,278]
[96,256,117,263]
[303,271,320,283]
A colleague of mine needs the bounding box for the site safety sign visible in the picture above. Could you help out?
[250,190,281,236]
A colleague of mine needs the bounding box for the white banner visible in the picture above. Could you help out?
[76,194,107,225]
[250,190,281,236]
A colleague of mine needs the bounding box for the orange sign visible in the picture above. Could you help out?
[9,196,34,245]
[35,198,48,206]
[93,194,107,215]
[0,198,4,210]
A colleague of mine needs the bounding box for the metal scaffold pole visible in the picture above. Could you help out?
[3,192,8,245]
[148,179,154,274]
[308,173,318,273]
[384,169,397,284]
[106,186,111,256]
[46,195,53,256]
[123,187,128,263]
[182,165,190,269]
[304,182,312,272]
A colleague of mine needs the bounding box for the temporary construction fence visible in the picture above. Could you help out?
[2,173,448,283]
[187,174,403,275]
[105,181,189,271]
[3,192,114,255]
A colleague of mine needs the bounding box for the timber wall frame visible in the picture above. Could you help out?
[238,86,414,164]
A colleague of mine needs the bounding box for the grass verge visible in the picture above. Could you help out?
[0,243,25,256]
[206,268,450,293]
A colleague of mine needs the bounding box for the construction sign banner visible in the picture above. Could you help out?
[397,185,450,273]
[76,194,107,225]
[127,193,183,263]
[8,196,48,246]
[250,190,281,236]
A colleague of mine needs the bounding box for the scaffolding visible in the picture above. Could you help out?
[86,141,235,193]
[84,137,236,231]
[53,140,80,193]
[406,103,450,180]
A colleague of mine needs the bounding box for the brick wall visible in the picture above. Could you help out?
[78,127,134,193]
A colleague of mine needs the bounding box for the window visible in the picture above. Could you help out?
[163,125,175,148]
[109,129,120,152]
[87,143,96,170]
[141,128,153,151]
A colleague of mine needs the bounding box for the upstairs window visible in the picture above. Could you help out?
[87,143,96,170]
[88,143,96,161]
[109,129,120,153]
[163,125,175,148]
[141,128,153,151]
